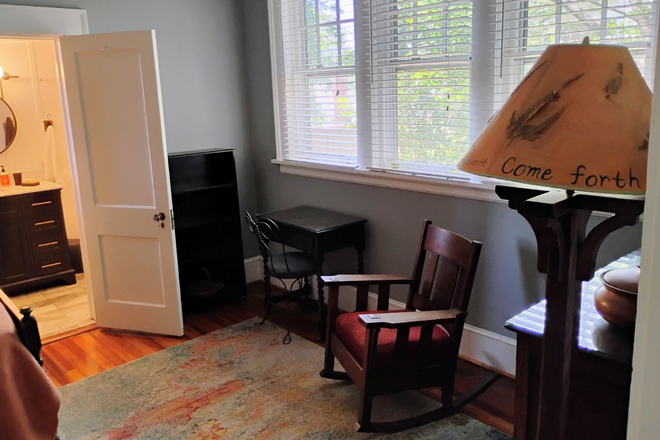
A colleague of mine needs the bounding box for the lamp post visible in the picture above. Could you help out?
[459,40,650,440]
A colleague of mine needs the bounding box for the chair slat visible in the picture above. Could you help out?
[395,327,410,367]
[417,324,435,365]
[418,253,439,310]
[356,285,369,312]
[431,258,460,310]
[377,284,390,310]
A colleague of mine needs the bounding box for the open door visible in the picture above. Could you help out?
[59,31,183,336]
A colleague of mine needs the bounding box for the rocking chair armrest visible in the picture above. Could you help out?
[359,309,465,329]
[321,274,413,286]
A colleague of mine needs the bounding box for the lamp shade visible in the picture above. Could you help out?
[458,43,652,194]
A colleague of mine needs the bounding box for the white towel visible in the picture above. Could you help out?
[42,125,58,183]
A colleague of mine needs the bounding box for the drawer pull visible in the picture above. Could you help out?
[35,220,56,226]
[41,262,62,269]
[31,201,53,207]
[38,241,59,248]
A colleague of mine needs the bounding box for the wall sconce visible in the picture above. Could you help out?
[0,66,19,81]
[0,66,19,100]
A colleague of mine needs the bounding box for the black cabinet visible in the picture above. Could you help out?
[0,189,76,294]
[168,149,246,313]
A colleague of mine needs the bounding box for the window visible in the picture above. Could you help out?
[369,0,473,176]
[269,0,659,182]
[492,0,658,113]
[276,0,358,166]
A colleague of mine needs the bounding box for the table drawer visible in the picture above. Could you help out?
[276,225,315,253]
[22,192,59,215]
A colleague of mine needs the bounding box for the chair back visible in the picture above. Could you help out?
[245,211,300,277]
[406,220,482,313]
[245,211,278,261]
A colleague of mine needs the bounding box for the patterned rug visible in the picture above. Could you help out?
[59,319,510,439]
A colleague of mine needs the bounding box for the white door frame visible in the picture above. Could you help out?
[0,5,94,317]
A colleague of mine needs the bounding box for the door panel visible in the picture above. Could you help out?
[98,235,166,306]
[60,30,183,336]
[75,49,157,208]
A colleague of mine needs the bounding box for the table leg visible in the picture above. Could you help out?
[356,227,366,274]
[356,244,365,274]
[317,255,326,342]
[303,277,311,299]
[263,257,272,314]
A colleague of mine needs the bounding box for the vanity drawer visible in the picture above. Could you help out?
[22,192,59,215]
[35,257,66,276]
[29,212,61,233]
[32,233,65,261]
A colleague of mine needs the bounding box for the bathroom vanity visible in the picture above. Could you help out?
[0,182,75,294]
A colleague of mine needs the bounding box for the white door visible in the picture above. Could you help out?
[59,31,183,336]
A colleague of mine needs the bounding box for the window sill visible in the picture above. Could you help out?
[273,159,505,203]
[273,160,620,218]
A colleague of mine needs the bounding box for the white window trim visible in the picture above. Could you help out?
[273,158,511,202]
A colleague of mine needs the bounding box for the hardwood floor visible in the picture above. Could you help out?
[42,282,515,436]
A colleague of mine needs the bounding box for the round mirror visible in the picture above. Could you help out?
[0,97,17,155]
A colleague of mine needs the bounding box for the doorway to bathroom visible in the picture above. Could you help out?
[0,5,186,338]
[0,36,93,339]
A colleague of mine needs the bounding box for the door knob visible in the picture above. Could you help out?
[153,212,166,222]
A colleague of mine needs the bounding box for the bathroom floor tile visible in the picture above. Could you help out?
[8,274,94,339]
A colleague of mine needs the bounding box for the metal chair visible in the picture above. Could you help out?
[245,211,317,343]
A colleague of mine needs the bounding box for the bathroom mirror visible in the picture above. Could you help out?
[0,97,17,155]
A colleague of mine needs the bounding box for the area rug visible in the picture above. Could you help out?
[58,318,510,439]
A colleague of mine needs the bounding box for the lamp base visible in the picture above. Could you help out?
[496,185,644,440]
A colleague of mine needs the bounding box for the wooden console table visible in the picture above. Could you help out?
[257,206,367,338]
[507,250,639,440]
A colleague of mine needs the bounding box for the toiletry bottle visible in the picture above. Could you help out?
[0,166,10,187]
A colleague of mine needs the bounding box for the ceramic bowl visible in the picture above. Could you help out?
[594,267,639,330]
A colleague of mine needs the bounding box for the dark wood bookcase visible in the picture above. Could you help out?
[168,149,246,313]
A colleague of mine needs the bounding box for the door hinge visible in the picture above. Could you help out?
[170,209,175,230]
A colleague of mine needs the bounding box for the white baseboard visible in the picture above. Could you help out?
[244,256,264,284]
[244,256,517,377]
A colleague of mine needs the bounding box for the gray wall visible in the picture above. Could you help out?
[240,0,643,336]
[0,0,260,255]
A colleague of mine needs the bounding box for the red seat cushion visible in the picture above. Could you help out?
[335,309,451,366]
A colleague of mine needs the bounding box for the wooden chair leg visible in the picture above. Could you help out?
[321,345,335,375]
[442,379,455,411]
[355,387,374,432]
[320,347,351,381]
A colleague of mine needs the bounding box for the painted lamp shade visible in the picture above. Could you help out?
[458,43,652,194]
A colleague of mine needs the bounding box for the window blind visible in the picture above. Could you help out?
[366,0,473,175]
[276,0,359,167]
[489,0,658,113]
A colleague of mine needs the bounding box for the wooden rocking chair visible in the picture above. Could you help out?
[320,220,500,432]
